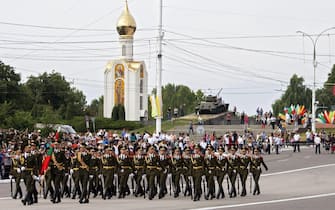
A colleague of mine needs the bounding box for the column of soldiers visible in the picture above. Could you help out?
[9,140,268,205]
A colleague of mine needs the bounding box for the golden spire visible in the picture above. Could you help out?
[116,0,137,37]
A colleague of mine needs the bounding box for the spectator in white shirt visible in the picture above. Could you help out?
[314,133,321,154]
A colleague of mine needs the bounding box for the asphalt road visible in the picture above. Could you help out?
[0,146,334,210]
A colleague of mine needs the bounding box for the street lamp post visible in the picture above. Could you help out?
[297,27,335,134]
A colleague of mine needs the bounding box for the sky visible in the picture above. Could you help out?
[1,0,335,115]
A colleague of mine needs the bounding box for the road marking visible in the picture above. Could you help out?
[0,197,12,200]
[189,192,335,210]
[277,158,289,162]
[304,155,311,159]
[262,163,335,177]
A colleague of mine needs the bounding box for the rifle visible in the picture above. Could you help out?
[181,175,184,194]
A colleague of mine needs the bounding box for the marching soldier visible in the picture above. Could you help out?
[157,145,171,199]
[101,147,117,199]
[77,144,91,204]
[204,145,218,200]
[191,144,205,201]
[10,149,23,199]
[62,149,72,198]
[51,141,66,203]
[215,145,227,199]
[117,145,132,198]
[30,142,40,204]
[238,147,251,196]
[145,145,159,200]
[88,148,100,198]
[171,147,183,198]
[250,148,268,195]
[227,147,239,198]
[132,147,146,197]
[21,145,38,205]
[182,146,192,197]
[70,149,81,199]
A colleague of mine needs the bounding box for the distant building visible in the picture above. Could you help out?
[104,2,148,121]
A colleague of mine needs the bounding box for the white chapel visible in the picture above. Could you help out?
[104,2,148,121]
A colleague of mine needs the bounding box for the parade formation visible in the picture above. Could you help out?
[6,130,268,206]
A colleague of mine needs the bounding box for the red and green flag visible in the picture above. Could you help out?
[40,147,53,175]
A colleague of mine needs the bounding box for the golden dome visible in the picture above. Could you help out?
[116,2,136,37]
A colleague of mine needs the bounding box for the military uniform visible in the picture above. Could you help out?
[21,146,38,206]
[182,147,192,197]
[171,148,183,198]
[71,151,81,199]
[77,145,91,204]
[62,150,72,198]
[204,145,218,200]
[191,144,205,201]
[88,149,101,198]
[145,146,159,200]
[132,148,146,197]
[117,146,132,198]
[101,148,117,199]
[215,146,227,199]
[227,147,240,198]
[238,149,251,196]
[250,149,268,195]
[10,151,23,199]
[51,144,66,203]
[157,146,171,199]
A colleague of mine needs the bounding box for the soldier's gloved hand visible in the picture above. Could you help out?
[21,167,25,171]
[89,175,94,179]
[33,175,40,181]
[70,169,74,174]
[164,169,167,174]
[209,170,212,174]
[98,174,102,179]
[142,174,147,179]
[17,168,21,173]
[9,175,13,179]
[65,173,69,176]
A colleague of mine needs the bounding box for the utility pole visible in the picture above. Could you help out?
[297,27,335,133]
[156,0,163,134]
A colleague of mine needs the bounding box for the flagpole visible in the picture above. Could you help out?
[156,0,163,134]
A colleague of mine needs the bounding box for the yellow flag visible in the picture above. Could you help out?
[150,95,158,117]
[156,95,162,117]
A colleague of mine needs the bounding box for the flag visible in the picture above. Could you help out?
[150,95,158,117]
[39,127,60,175]
[156,95,162,117]
[40,147,53,175]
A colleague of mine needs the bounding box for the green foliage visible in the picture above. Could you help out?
[86,96,104,117]
[118,105,125,120]
[316,64,335,112]
[65,116,143,133]
[5,111,35,130]
[152,83,204,119]
[111,104,125,121]
[272,74,312,115]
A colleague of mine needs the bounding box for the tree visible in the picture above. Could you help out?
[272,74,312,115]
[5,111,34,130]
[25,71,86,120]
[316,64,335,111]
[86,96,104,117]
[152,83,203,119]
